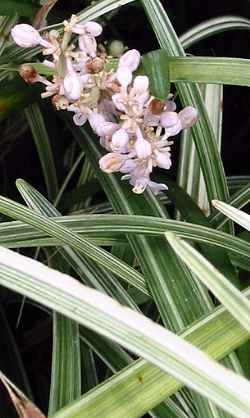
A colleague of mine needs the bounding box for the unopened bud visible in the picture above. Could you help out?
[99,152,125,173]
[109,40,125,58]
[179,106,198,128]
[11,24,42,48]
[118,49,140,72]
[63,70,81,101]
[19,64,38,84]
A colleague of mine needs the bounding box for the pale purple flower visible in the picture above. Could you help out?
[111,129,130,152]
[118,49,141,73]
[88,111,119,139]
[99,152,127,173]
[135,128,152,159]
[160,111,182,136]
[11,24,52,48]
[63,59,81,101]
[179,106,198,128]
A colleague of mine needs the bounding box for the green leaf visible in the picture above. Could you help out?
[180,15,250,49]
[169,57,250,87]
[141,0,230,213]
[212,200,250,232]
[166,232,250,334]
[142,49,170,99]
[50,285,250,418]
[49,315,81,415]
[0,246,250,418]
[25,103,58,201]
[209,183,250,230]
[163,179,239,286]
[72,123,239,417]
[0,194,147,295]
[0,0,38,17]
[16,180,82,415]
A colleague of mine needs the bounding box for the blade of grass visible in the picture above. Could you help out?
[166,232,250,333]
[169,57,250,86]
[45,285,250,418]
[142,0,230,213]
[16,178,141,310]
[180,15,250,49]
[212,200,250,232]
[209,183,250,230]
[73,123,237,417]
[1,247,250,418]
[25,102,58,201]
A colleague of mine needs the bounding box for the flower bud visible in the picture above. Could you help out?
[99,153,124,173]
[135,129,151,159]
[160,111,182,136]
[88,112,106,135]
[109,40,125,58]
[179,106,198,128]
[84,21,102,37]
[63,71,81,101]
[19,64,38,84]
[73,112,88,126]
[133,76,149,94]
[160,111,178,128]
[116,67,132,87]
[154,149,172,169]
[118,49,140,72]
[79,35,97,57]
[11,24,42,48]
[111,129,129,151]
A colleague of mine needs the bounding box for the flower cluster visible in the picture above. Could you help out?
[11,16,198,194]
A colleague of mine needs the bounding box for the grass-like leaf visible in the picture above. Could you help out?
[180,15,250,49]
[212,200,250,232]
[25,103,58,201]
[0,246,250,418]
[166,232,250,333]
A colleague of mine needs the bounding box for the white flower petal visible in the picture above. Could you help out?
[112,93,127,113]
[111,129,129,151]
[116,67,132,87]
[148,181,168,195]
[11,24,42,48]
[154,149,172,169]
[83,21,103,37]
[99,153,125,173]
[133,76,149,94]
[118,49,141,72]
[73,113,87,126]
[79,35,97,57]
[63,71,81,101]
[160,111,179,128]
[179,106,198,128]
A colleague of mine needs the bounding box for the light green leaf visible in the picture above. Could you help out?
[141,0,230,213]
[180,15,250,49]
[25,102,58,201]
[142,49,170,99]
[212,200,250,232]
[0,194,147,295]
[169,57,250,87]
[166,232,250,334]
[0,246,250,418]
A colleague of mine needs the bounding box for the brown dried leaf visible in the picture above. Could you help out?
[0,371,46,418]
[33,0,59,29]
